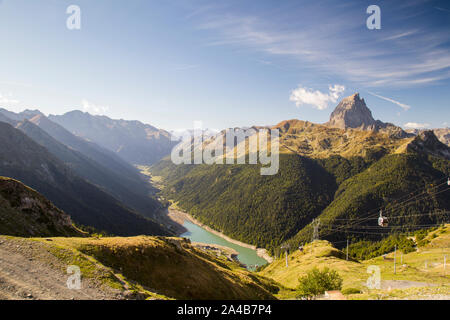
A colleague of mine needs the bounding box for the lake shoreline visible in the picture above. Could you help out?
[168,208,273,263]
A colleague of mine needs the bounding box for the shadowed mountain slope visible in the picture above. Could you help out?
[15,119,163,219]
[0,109,149,193]
[0,177,84,237]
[0,122,169,237]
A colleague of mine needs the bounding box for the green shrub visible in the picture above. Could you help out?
[296,267,343,299]
[342,288,362,295]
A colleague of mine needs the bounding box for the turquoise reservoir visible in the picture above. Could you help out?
[181,220,268,270]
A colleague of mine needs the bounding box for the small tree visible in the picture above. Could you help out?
[296,267,343,299]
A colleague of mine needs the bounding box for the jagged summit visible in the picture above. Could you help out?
[0,108,43,122]
[326,93,411,138]
[326,93,376,130]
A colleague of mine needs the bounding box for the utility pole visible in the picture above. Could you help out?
[312,218,320,242]
[281,244,289,268]
[394,245,397,275]
[346,239,349,261]
[285,250,288,268]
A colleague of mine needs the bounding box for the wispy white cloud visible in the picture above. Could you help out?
[81,99,109,115]
[434,7,450,13]
[194,3,450,87]
[290,84,345,110]
[381,30,418,41]
[404,122,430,129]
[367,91,411,111]
[0,92,19,105]
[403,122,430,129]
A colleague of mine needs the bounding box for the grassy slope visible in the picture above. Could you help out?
[260,225,450,299]
[0,177,84,237]
[259,240,367,298]
[275,119,409,159]
[30,236,279,300]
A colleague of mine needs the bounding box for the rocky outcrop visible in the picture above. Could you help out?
[327,93,376,130]
[0,177,85,237]
[406,128,450,147]
[433,128,450,147]
[406,130,450,160]
[326,93,411,138]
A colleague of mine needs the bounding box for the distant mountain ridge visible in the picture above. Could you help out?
[49,111,177,165]
[15,119,163,218]
[0,121,169,236]
[406,128,450,147]
[0,109,164,219]
[0,109,145,183]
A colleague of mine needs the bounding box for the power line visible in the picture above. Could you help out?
[319,210,450,222]
[320,187,450,237]
[317,179,449,225]
[321,209,449,239]
[324,224,444,236]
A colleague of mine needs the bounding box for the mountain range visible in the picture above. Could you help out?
[0,93,448,252]
[0,93,448,300]
[150,93,450,253]
[49,111,177,165]
[0,119,169,236]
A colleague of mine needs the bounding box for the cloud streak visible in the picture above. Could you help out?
[193,2,450,87]
[290,85,345,110]
[0,92,19,105]
[404,122,430,129]
[367,91,411,111]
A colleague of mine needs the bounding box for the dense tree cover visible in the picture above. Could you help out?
[153,154,337,248]
[283,153,450,250]
[316,155,373,185]
[347,226,442,260]
[347,234,416,260]
[153,150,449,254]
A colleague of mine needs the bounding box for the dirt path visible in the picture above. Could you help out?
[0,236,122,300]
[380,280,437,290]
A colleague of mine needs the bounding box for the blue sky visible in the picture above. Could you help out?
[0,0,449,130]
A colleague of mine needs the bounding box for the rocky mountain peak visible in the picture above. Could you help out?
[325,93,412,139]
[326,93,376,130]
